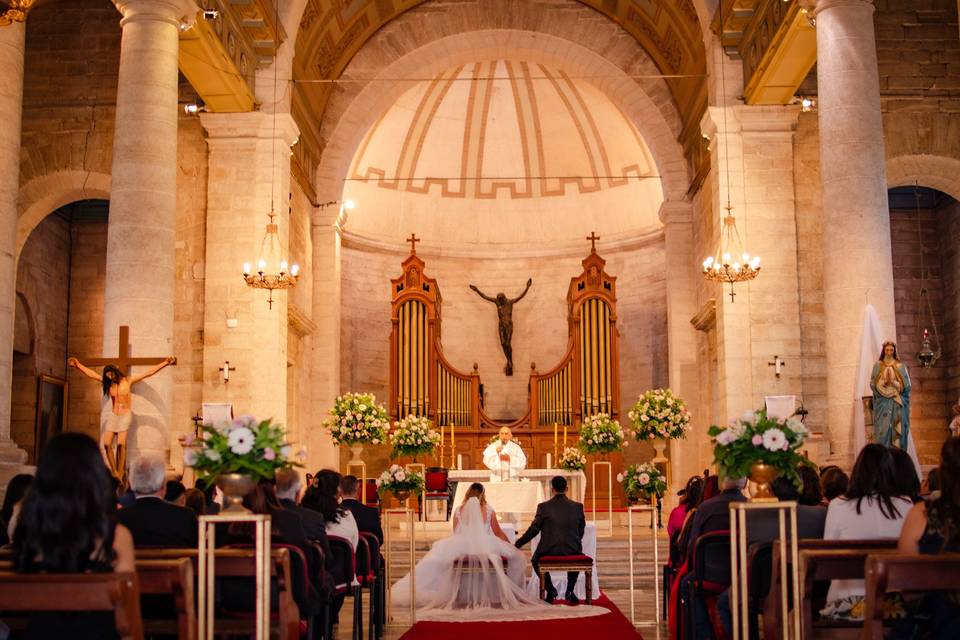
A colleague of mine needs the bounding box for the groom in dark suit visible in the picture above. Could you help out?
[514,476,585,604]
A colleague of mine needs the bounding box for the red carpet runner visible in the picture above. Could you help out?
[398,595,643,640]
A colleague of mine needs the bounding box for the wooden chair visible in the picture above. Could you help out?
[535,555,594,605]
[136,558,196,640]
[762,539,898,640]
[862,553,960,640]
[328,535,363,640]
[0,571,144,640]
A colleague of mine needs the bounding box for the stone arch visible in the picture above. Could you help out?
[886,155,960,204]
[312,25,690,210]
[16,170,111,260]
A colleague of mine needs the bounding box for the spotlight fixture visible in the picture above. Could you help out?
[201,9,219,19]
[791,95,817,112]
[183,99,207,116]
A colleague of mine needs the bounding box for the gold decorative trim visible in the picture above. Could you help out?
[0,0,33,25]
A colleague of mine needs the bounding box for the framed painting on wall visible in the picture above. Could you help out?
[36,374,67,461]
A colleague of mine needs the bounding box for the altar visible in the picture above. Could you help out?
[447,469,587,505]
[450,480,543,527]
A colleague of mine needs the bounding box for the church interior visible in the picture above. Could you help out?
[1,0,960,637]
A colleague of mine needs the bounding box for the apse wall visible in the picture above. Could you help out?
[339,239,669,468]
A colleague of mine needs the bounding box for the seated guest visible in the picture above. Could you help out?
[685,476,746,559]
[195,477,220,515]
[718,474,828,639]
[118,455,198,548]
[890,446,921,503]
[668,475,704,538]
[339,474,384,543]
[922,467,941,497]
[820,466,849,503]
[164,480,187,506]
[276,468,332,566]
[820,444,913,620]
[894,437,960,635]
[798,465,824,506]
[515,476,586,604]
[306,470,360,550]
[184,487,206,518]
[1,472,32,545]
[13,433,135,639]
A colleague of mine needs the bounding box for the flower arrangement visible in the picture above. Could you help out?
[326,392,389,445]
[578,413,629,454]
[558,447,587,471]
[708,409,812,488]
[628,388,692,441]
[389,415,441,458]
[376,464,425,496]
[185,416,298,482]
[617,462,667,500]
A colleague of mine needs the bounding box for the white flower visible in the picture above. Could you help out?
[741,410,758,426]
[227,426,255,455]
[183,449,198,466]
[205,449,221,462]
[616,473,624,483]
[786,417,808,437]
[639,472,651,485]
[762,428,787,452]
[716,429,737,446]
[396,470,406,481]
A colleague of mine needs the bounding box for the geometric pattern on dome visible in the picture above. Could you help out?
[348,61,658,199]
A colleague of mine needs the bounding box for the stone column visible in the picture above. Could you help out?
[308,206,342,473]
[200,112,298,434]
[804,0,896,461]
[104,0,197,460]
[659,201,702,500]
[0,14,29,469]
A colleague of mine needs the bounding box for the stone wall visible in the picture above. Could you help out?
[938,198,960,424]
[10,216,72,462]
[339,241,669,474]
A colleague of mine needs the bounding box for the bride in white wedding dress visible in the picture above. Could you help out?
[391,483,608,621]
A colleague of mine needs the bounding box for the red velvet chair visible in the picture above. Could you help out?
[424,467,449,521]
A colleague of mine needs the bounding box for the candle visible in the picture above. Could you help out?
[563,425,568,445]
[451,423,456,453]
[457,453,463,470]
[546,452,552,469]
[440,425,444,447]
[554,422,558,445]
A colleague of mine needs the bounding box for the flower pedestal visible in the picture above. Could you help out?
[383,507,417,625]
[349,443,364,461]
[215,473,257,513]
[590,460,614,538]
[748,463,779,502]
[345,454,368,504]
[626,504,660,625]
[405,463,426,522]
[652,438,668,463]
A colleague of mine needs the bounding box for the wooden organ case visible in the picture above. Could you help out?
[389,243,624,504]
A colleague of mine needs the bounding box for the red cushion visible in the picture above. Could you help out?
[538,554,593,564]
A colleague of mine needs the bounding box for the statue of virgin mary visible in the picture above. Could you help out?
[870,341,912,449]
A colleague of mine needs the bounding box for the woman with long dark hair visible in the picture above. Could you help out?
[304,469,359,549]
[821,444,912,620]
[667,475,704,537]
[1,472,32,544]
[12,432,134,638]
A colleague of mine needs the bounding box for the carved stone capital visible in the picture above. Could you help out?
[0,0,33,25]
[201,111,300,149]
[658,200,693,226]
[798,0,875,18]
[114,0,199,29]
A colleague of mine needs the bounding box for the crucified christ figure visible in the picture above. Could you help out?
[469,278,532,376]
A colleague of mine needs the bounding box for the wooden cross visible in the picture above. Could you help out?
[586,231,600,252]
[80,325,172,376]
[768,355,785,378]
[406,233,420,254]
[219,361,236,383]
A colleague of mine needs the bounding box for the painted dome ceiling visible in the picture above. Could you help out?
[340,60,664,254]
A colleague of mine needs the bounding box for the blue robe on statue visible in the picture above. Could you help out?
[871,360,911,449]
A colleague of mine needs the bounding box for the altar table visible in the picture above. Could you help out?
[447,469,586,504]
[450,480,543,527]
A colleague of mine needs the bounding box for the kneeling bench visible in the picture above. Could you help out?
[536,554,594,605]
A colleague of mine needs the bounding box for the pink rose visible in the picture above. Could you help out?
[263,447,276,461]
[752,435,763,446]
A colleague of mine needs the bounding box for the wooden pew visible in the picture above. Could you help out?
[862,553,960,640]
[763,539,898,640]
[137,547,300,640]
[0,571,144,640]
[137,558,195,640]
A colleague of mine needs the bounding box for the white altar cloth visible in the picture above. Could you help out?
[451,480,543,526]
[448,469,586,504]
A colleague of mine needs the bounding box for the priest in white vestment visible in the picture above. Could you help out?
[483,427,527,481]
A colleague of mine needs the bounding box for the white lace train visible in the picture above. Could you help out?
[390,498,608,622]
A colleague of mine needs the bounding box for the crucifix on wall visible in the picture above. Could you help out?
[76,325,173,376]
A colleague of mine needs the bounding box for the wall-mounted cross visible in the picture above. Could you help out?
[78,325,172,376]
[407,233,420,254]
[586,231,600,252]
[219,361,236,383]
[768,355,785,378]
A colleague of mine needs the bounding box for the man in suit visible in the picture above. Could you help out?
[118,454,198,548]
[514,476,585,604]
[275,468,332,568]
[340,474,384,543]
